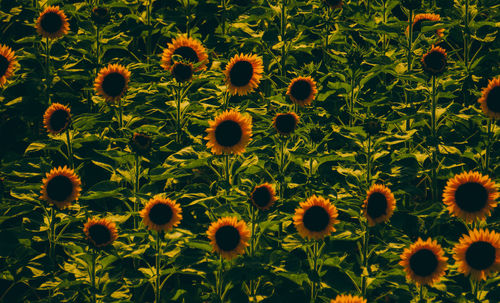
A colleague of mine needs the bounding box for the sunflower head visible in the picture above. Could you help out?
[43,103,71,135]
[171,62,193,83]
[408,13,444,38]
[324,0,343,9]
[442,171,498,223]
[286,76,318,107]
[250,183,277,210]
[224,53,264,96]
[129,132,152,155]
[401,0,421,10]
[273,112,299,136]
[363,118,382,136]
[293,195,339,240]
[422,46,447,76]
[40,166,82,209]
[399,238,448,286]
[478,77,500,119]
[205,109,253,155]
[207,216,250,260]
[84,217,118,248]
[36,6,70,39]
[161,35,208,72]
[94,63,131,102]
[363,184,396,227]
[0,44,17,87]
[331,294,367,303]
[140,196,183,232]
[91,7,110,25]
[453,229,500,281]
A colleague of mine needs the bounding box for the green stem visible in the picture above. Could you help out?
[96,24,100,72]
[279,137,286,198]
[310,241,319,302]
[223,91,229,110]
[361,226,370,297]
[91,248,96,303]
[280,0,287,78]
[176,83,182,144]
[155,231,162,303]
[367,135,371,184]
[464,0,470,72]
[224,154,230,186]
[431,76,438,204]
[45,37,51,105]
[65,129,74,170]
[49,207,56,263]
[349,73,355,127]
[216,256,224,300]
[221,0,226,35]
[134,153,140,230]
[484,119,492,174]
[249,206,256,299]
[186,0,191,37]
[407,10,414,72]
[118,98,123,129]
[419,284,424,302]
[146,0,152,70]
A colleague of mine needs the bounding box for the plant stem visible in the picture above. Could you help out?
[176,83,182,144]
[349,72,355,127]
[45,37,51,105]
[279,137,286,198]
[464,0,470,72]
[146,0,152,70]
[155,231,162,303]
[186,0,191,37]
[361,226,370,297]
[310,241,319,302]
[431,75,438,204]
[91,248,97,303]
[249,206,256,299]
[65,129,74,169]
[280,0,287,78]
[224,154,230,186]
[406,9,414,141]
[96,24,100,72]
[49,207,56,263]
[134,153,140,230]
[484,118,492,174]
[118,98,123,130]
[419,284,424,302]
[367,135,371,184]
[221,0,226,35]
[216,256,224,301]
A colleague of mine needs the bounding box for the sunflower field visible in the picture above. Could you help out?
[0,0,499,302]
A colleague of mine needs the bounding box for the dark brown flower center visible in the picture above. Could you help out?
[465,241,496,270]
[91,7,110,25]
[275,114,297,134]
[46,175,73,202]
[172,46,199,64]
[454,182,488,213]
[252,186,272,208]
[41,12,63,34]
[0,55,9,77]
[409,249,438,277]
[215,120,242,147]
[363,119,381,136]
[486,86,500,113]
[423,51,446,74]
[172,63,193,82]
[89,224,111,246]
[366,192,387,220]
[290,80,312,101]
[324,0,343,8]
[101,72,126,97]
[303,206,330,232]
[49,109,70,133]
[148,203,173,225]
[229,60,253,87]
[133,133,151,149]
[215,225,240,251]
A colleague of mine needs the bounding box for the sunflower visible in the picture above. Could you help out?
[224,53,263,96]
[250,183,277,210]
[442,171,498,223]
[94,63,130,102]
[43,103,71,135]
[286,76,318,107]
[324,0,343,9]
[453,229,500,281]
[205,109,253,155]
[161,35,208,72]
[422,46,447,76]
[273,112,299,136]
[91,7,110,25]
[362,184,396,227]
[331,294,367,303]
[478,77,500,119]
[40,166,81,209]
[406,13,444,38]
[171,62,193,83]
[129,132,152,155]
[399,238,448,286]
[140,196,183,232]
[36,6,70,39]
[293,195,339,240]
[363,118,382,136]
[83,217,118,248]
[0,44,17,86]
[207,216,250,260]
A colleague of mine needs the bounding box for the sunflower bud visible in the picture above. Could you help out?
[309,127,324,143]
[91,7,110,25]
[363,118,382,136]
[130,133,152,155]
